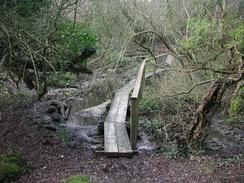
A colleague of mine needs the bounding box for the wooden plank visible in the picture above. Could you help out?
[105,95,120,123]
[115,123,133,155]
[116,94,129,123]
[104,122,118,155]
[131,60,146,99]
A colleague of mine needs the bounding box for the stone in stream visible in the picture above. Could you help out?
[75,100,111,118]
[62,123,99,144]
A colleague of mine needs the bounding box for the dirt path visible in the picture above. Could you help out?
[0,104,243,183]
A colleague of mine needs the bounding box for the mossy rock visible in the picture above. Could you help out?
[63,175,89,183]
[0,154,24,182]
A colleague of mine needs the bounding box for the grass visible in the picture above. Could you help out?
[58,127,71,145]
[63,175,89,183]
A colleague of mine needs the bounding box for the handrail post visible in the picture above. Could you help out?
[130,97,139,150]
[130,60,146,150]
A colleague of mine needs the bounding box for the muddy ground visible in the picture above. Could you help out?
[0,100,244,183]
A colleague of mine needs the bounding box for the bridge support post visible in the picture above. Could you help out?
[130,60,146,150]
[130,98,139,150]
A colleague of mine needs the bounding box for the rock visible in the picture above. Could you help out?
[62,123,98,144]
[75,100,111,118]
[46,107,56,114]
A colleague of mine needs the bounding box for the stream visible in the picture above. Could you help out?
[45,87,156,152]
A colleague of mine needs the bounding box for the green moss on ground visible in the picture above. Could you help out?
[63,175,89,183]
[0,154,24,182]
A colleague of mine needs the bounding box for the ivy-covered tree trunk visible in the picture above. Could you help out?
[188,72,244,142]
[187,79,227,142]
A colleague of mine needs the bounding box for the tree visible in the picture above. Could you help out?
[0,0,96,98]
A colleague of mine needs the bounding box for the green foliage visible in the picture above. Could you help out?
[58,127,71,145]
[0,153,24,182]
[63,175,89,183]
[178,17,218,51]
[225,22,244,50]
[58,21,97,56]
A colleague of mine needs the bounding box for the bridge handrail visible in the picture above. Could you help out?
[130,60,146,150]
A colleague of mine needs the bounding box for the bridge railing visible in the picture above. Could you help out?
[130,60,146,150]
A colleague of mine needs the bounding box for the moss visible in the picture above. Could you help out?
[0,154,24,182]
[63,175,89,183]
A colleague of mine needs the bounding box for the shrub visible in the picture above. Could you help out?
[57,21,97,56]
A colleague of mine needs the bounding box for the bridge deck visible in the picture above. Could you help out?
[104,79,135,156]
[104,61,168,156]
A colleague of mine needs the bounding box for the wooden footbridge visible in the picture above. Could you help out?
[99,55,173,157]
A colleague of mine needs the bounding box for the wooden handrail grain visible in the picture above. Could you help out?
[131,60,146,99]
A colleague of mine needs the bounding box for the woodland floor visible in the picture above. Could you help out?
[0,104,244,183]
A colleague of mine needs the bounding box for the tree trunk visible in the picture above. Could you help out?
[188,72,244,142]
[187,79,227,142]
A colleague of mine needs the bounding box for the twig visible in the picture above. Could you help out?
[163,79,215,98]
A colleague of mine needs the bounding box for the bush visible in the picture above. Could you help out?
[57,21,97,56]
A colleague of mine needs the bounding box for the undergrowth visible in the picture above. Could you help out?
[0,92,33,108]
